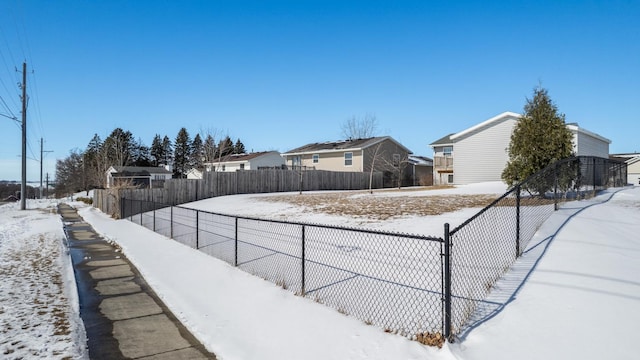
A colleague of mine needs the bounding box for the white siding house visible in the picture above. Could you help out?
[202,151,285,173]
[568,124,610,158]
[627,157,640,185]
[451,112,520,185]
[429,112,612,185]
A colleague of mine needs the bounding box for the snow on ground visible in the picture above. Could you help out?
[183,182,509,236]
[2,183,639,360]
[0,200,87,360]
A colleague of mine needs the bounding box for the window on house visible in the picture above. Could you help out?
[222,165,226,171]
[393,153,401,166]
[448,174,454,183]
[312,154,319,163]
[344,152,353,166]
[292,156,301,166]
[443,146,453,156]
[240,163,245,170]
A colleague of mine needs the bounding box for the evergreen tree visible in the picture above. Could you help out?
[161,135,173,166]
[173,128,192,178]
[131,138,152,167]
[203,134,216,163]
[217,136,234,158]
[191,134,204,168]
[150,134,164,166]
[84,134,106,190]
[502,87,574,194]
[233,138,246,154]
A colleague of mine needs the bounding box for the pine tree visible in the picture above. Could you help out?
[84,134,106,189]
[203,134,216,163]
[161,135,173,166]
[150,134,164,166]
[191,134,204,169]
[502,86,574,194]
[233,138,246,154]
[173,128,192,178]
[131,138,152,167]
[217,136,234,158]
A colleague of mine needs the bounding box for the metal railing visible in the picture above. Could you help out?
[121,155,627,343]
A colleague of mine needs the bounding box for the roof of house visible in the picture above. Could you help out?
[283,136,412,155]
[566,123,612,144]
[110,166,172,176]
[429,134,455,147]
[207,151,280,164]
[408,155,433,166]
[430,111,611,147]
[450,111,521,141]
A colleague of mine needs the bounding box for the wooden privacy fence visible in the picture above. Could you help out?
[94,169,383,218]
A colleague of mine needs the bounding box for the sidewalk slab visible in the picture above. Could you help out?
[59,203,215,359]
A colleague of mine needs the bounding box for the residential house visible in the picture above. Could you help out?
[186,167,204,180]
[408,155,434,186]
[610,153,640,185]
[429,112,612,185]
[106,166,173,188]
[202,151,285,173]
[281,136,413,187]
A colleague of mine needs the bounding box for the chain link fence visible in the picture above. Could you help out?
[445,156,627,337]
[120,156,626,343]
[122,198,445,341]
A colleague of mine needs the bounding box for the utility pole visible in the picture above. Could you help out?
[45,172,49,198]
[20,62,27,210]
[40,138,53,199]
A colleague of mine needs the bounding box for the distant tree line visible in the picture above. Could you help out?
[0,182,37,201]
[55,127,247,197]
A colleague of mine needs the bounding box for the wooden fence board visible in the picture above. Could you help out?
[94,170,383,216]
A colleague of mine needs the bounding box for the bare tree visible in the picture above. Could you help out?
[367,143,385,194]
[341,114,379,140]
[378,152,411,189]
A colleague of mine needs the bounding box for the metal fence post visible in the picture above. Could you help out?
[301,224,306,296]
[170,206,174,239]
[234,217,238,267]
[554,162,559,211]
[153,201,156,232]
[516,185,521,257]
[196,210,200,249]
[120,197,124,220]
[592,157,597,196]
[140,201,143,225]
[443,223,452,340]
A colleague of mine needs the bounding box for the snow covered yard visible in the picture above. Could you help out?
[2,183,639,360]
[0,200,86,359]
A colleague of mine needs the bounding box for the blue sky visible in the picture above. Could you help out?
[0,0,638,182]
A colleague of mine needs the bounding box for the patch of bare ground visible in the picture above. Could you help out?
[260,190,497,220]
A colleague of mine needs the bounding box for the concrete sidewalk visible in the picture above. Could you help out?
[59,203,216,360]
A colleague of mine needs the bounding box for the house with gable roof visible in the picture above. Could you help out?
[429,112,612,185]
[281,136,414,186]
[106,165,173,188]
[187,151,286,179]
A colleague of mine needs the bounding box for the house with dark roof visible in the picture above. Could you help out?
[429,112,612,185]
[187,151,285,179]
[281,136,414,187]
[106,166,173,189]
